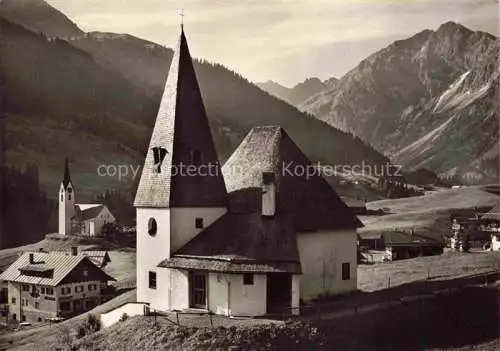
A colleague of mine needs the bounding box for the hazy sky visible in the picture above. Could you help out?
[46,0,498,86]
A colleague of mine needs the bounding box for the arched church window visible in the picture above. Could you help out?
[148,218,157,236]
[60,194,63,202]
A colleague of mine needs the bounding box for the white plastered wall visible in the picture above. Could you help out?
[296,229,357,301]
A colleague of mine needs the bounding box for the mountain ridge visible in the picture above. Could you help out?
[0,5,388,198]
[300,21,499,182]
[257,77,337,106]
[0,0,83,38]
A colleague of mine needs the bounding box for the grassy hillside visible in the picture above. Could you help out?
[360,186,499,235]
[4,283,498,351]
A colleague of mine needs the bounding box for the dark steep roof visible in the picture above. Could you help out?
[134,28,227,208]
[158,213,301,273]
[222,126,363,231]
[62,158,72,188]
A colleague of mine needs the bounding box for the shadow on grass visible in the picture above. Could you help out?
[315,285,499,350]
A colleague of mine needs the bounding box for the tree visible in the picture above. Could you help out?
[55,326,73,351]
[461,232,471,252]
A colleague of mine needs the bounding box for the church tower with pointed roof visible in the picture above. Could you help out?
[134,27,228,310]
[59,158,75,235]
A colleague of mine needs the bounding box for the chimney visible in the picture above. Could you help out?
[28,253,34,264]
[71,247,78,256]
[261,172,276,217]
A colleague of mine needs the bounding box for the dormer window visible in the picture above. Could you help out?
[152,147,168,173]
[262,171,276,217]
[190,150,202,166]
[262,172,275,185]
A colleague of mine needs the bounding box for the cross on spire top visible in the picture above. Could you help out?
[179,9,185,28]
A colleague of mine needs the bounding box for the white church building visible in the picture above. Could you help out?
[134,27,363,316]
[59,160,116,237]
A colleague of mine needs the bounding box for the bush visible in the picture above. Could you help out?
[76,326,86,339]
[84,314,101,334]
[119,313,129,322]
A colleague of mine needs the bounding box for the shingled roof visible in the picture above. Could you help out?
[222,126,363,231]
[0,252,114,286]
[482,203,500,221]
[158,212,301,273]
[134,28,227,208]
[74,204,105,221]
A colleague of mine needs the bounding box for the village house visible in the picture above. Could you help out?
[482,204,500,251]
[358,230,444,261]
[59,159,116,237]
[133,27,362,317]
[450,209,491,251]
[0,250,115,323]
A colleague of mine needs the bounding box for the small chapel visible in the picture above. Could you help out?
[59,160,116,237]
[134,26,362,316]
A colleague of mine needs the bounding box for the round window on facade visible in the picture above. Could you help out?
[148,218,157,236]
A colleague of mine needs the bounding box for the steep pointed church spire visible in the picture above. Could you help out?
[62,158,72,188]
[134,28,227,207]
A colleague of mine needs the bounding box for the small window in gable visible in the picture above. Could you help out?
[152,147,168,173]
[195,217,204,229]
[243,273,254,285]
[190,150,202,166]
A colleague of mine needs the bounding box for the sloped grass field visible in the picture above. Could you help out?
[13,284,498,351]
[358,250,500,292]
[360,186,499,233]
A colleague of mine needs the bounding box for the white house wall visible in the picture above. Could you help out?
[228,274,266,316]
[101,302,150,328]
[296,229,357,301]
[208,272,229,316]
[492,234,500,251]
[81,206,116,237]
[291,275,300,315]
[169,269,189,311]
